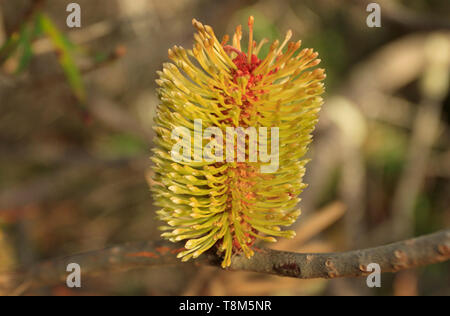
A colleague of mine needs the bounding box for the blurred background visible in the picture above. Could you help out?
[0,0,449,296]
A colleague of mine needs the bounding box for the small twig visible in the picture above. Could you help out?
[1,230,448,293]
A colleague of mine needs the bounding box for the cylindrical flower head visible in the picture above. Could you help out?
[152,17,326,268]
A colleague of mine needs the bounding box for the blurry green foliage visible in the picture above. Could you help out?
[94,133,147,159]
[365,123,408,181]
[415,194,434,236]
[38,13,85,102]
[303,28,346,91]
[0,11,85,103]
[317,167,341,208]
[14,17,39,74]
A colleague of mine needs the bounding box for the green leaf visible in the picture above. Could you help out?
[1,12,42,70]
[15,23,34,74]
[16,13,46,73]
[38,13,86,102]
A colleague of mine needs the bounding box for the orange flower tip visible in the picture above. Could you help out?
[270,40,280,49]
[247,17,254,62]
[313,68,325,75]
[192,18,201,29]
[286,29,293,39]
[312,59,322,66]
[248,16,254,27]
[221,34,230,46]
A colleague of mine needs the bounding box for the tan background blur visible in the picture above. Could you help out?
[0,0,449,295]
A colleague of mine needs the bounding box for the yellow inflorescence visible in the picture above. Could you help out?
[152,17,326,268]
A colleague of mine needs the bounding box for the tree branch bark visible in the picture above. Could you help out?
[229,229,450,279]
[1,230,449,293]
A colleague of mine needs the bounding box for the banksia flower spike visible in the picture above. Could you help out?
[152,17,325,268]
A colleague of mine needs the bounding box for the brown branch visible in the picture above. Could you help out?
[229,230,450,279]
[1,230,449,293]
